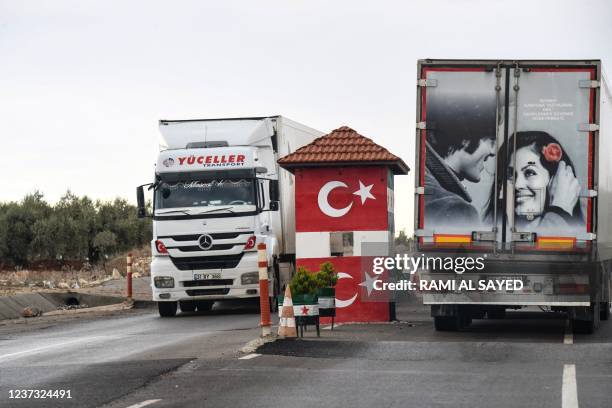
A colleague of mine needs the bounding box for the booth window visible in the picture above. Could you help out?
[330,232,353,257]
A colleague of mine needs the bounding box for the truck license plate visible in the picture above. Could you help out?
[194,273,221,280]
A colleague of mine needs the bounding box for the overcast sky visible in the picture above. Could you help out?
[1,0,611,234]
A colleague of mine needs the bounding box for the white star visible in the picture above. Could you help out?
[359,271,379,296]
[353,181,375,204]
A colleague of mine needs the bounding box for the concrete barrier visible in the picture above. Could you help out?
[0,292,124,320]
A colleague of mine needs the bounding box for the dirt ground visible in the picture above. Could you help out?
[0,247,151,296]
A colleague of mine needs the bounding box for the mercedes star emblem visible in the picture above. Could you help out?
[198,234,214,250]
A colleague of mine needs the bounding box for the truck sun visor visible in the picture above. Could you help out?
[158,169,256,183]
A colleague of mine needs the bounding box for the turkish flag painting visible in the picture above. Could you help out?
[297,257,390,323]
[295,166,389,232]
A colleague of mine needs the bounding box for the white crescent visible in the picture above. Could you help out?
[335,272,358,308]
[318,181,352,218]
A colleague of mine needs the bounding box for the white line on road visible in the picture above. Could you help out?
[564,320,573,344]
[239,353,261,360]
[0,336,117,362]
[562,364,579,408]
[322,323,343,330]
[125,399,162,408]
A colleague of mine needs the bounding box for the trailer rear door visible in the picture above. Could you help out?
[417,64,506,247]
[416,61,598,251]
[505,65,596,250]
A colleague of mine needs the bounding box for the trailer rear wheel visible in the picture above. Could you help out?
[572,319,594,334]
[572,303,600,334]
[158,301,177,317]
[434,316,460,331]
[600,302,610,321]
[487,308,506,319]
[461,314,472,328]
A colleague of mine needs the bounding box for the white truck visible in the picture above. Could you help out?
[137,116,323,317]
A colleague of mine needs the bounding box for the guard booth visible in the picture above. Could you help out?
[278,126,409,323]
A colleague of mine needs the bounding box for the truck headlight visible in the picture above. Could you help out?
[241,272,259,285]
[154,276,175,288]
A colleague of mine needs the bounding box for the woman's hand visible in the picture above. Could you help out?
[549,161,581,215]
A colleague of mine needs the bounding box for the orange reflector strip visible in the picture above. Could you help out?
[557,284,589,294]
[433,234,472,244]
[537,236,576,249]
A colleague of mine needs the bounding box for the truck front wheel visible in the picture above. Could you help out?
[158,301,178,317]
[179,301,196,313]
[196,300,214,312]
[270,296,279,313]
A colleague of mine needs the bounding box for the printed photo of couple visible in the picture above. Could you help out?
[422,71,590,238]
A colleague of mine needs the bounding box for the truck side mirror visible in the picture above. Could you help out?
[269,180,279,201]
[136,186,147,218]
[269,201,279,211]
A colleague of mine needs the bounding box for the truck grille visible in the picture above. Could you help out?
[170,253,244,270]
[183,279,234,287]
[186,288,230,296]
[173,244,237,252]
[158,231,254,241]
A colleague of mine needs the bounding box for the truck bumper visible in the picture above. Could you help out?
[150,253,266,302]
[423,296,591,307]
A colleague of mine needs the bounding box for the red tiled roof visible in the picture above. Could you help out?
[278,126,409,174]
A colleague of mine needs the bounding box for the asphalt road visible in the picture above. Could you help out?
[0,300,263,408]
[1,303,611,408]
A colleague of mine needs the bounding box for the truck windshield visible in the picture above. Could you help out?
[155,179,255,209]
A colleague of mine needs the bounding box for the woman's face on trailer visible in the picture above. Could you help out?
[508,145,550,216]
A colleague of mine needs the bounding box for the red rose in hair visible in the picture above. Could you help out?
[542,143,562,162]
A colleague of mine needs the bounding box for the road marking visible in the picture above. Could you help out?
[564,320,573,344]
[0,336,115,362]
[125,400,162,408]
[239,353,261,360]
[562,364,579,408]
[322,323,343,330]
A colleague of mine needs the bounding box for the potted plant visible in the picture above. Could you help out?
[314,262,338,322]
[289,266,319,313]
[278,267,320,337]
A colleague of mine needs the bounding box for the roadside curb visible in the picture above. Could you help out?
[240,333,278,354]
[0,299,137,326]
[42,300,135,317]
[133,299,156,308]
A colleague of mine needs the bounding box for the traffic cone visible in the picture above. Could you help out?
[278,286,297,338]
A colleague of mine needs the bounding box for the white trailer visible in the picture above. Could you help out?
[414,60,612,333]
[137,116,323,317]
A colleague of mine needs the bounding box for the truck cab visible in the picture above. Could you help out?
[137,117,322,317]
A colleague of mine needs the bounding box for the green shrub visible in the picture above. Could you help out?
[314,261,338,288]
[290,262,338,296]
[289,267,319,296]
[0,191,152,267]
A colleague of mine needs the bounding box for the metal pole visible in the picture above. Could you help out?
[258,243,271,336]
[493,62,502,246]
[511,62,521,234]
[126,253,133,300]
